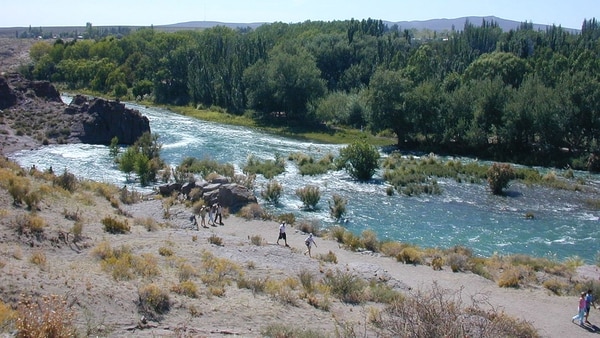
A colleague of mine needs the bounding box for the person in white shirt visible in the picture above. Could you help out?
[303,233,317,257]
[277,222,288,246]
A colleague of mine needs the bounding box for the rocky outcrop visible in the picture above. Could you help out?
[0,73,150,151]
[158,178,257,213]
[65,95,150,145]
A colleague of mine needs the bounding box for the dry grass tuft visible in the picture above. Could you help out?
[14,294,76,337]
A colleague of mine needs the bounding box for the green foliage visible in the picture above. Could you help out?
[175,157,235,180]
[336,137,380,181]
[109,136,120,158]
[243,154,285,179]
[289,152,335,176]
[323,270,367,304]
[487,163,515,195]
[328,194,347,220]
[261,180,283,204]
[296,185,321,210]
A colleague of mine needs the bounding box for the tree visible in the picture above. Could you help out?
[336,137,380,181]
[487,163,515,195]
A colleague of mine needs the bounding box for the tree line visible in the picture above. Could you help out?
[21,17,600,169]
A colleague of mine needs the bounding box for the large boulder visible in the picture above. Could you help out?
[218,183,258,213]
[66,95,151,145]
[0,76,17,109]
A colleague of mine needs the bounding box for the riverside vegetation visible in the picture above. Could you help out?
[2,145,599,336]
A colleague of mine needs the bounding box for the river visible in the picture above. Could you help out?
[8,97,600,263]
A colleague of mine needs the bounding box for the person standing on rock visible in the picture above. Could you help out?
[303,233,317,257]
[277,222,288,246]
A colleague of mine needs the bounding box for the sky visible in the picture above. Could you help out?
[1,0,598,29]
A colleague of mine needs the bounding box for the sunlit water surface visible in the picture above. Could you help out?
[8,96,600,262]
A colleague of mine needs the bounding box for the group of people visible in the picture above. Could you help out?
[276,222,317,257]
[192,203,223,229]
[573,289,597,326]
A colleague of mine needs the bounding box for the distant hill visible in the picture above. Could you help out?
[0,16,580,38]
[159,16,580,33]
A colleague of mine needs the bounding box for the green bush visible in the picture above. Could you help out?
[261,180,283,204]
[296,185,320,210]
[487,163,515,195]
[328,194,347,220]
[335,137,380,181]
[323,270,366,304]
[101,216,130,234]
[243,154,285,179]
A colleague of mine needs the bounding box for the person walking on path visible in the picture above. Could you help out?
[215,203,223,225]
[208,204,216,226]
[277,222,288,246]
[573,292,587,325]
[303,233,317,257]
[585,289,597,324]
[199,205,208,228]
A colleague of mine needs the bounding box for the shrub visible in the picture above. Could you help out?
[138,283,170,319]
[15,214,46,236]
[329,226,346,243]
[178,262,197,282]
[72,221,83,242]
[261,180,283,204]
[328,194,347,221]
[237,276,268,295]
[296,185,320,210]
[8,176,29,205]
[543,278,567,295]
[250,235,264,246]
[102,216,130,234]
[238,203,268,220]
[133,253,160,278]
[297,220,321,236]
[54,169,78,192]
[397,247,422,265]
[335,137,380,181]
[487,163,515,195]
[200,251,241,291]
[243,154,285,179]
[277,213,295,225]
[208,234,223,246]
[431,256,443,271]
[323,270,366,304]
[360,230,380,252]
[15,294,76,337]
[23,190,41,211]
[317,250,338,264]
[261,324,323,338]
[0,300,15,332]
[497,267,521,288]
[171,281,198,298]
[446,253,469,272]
[299,270,316,293]
[158,246,173,257]
[29,250,47,268]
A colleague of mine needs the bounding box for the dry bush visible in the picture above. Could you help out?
[101,216,130,234]
[71,220,83,242]
[297,219,321,236]
[317,250,338,264]
[158,246,174,257]
[8,176,30,205]
[208,234,223,246]
[360,229,380,252]
[341,230,361,251]
[328,225,346,243]
[446,253,469,272]
[199,251,242,292]
[29,250,47,268]
[14,294,76,338]
[323,269,367,304]
[250,234,264,246]
[543,278,568,295]
[261,324,323,338]
[134,217,161,232]
[238,203,268,220]
[0,300,15,332]
[265,279,298,306]
[498,266,523,288]
[133,253,160,279]
[178,262,197,282]
[367,280,403,304]
[431,256,443,270]
[377,283,539,337]
[237,276,268,295]
[380,241,409,258]
[92,240,113,260]
[397,247,423,265]
[138,283,170,320]
[62,208,82,221]
[53,169,78,192]
[171,281,198,298]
